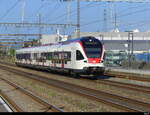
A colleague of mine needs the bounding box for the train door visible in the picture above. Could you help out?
[61,52,64,68]
[75,50,85,70]
[71,47,76,69]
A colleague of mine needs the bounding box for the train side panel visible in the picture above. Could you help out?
[15,36,105,76]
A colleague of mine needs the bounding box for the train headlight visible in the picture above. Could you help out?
[84,60,87,63]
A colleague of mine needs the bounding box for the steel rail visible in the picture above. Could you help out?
[0,61,150,83]
[0,96,13,112]
[0,64,150,112]
[1,61,150,94]
[83,78,150,94]
[0,92,23,112]
[104,72,150,82]
[0,78,64,112]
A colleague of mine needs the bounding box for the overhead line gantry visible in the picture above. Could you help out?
[59,0,150,37]
[0,22,77,28]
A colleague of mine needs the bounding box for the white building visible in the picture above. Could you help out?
[71,31,150,40]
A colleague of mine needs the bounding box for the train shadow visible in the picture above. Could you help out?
[79,75,112,80]
[54,72,113,80]
[18,66,112,80]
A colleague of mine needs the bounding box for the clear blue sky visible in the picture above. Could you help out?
[0,0,150,35]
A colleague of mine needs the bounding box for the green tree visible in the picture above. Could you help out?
[8,48,15,57]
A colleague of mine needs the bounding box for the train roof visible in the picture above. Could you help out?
[16,36,97,53]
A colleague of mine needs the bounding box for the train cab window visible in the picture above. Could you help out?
[76,50,84,60]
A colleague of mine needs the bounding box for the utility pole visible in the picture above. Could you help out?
[128,31,134,56]
[77,0,80,38]
[127,31,134,68]
[108,2,114,30]
[99,34,104,44]
[67,0,71,25]
[114,11,117,30]
[127,32,131,68]
[21,0,26,23]
[130,32,134,56]
[103,9,107,32]
[38,14,42,45]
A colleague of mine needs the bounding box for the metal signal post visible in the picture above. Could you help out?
[77,0,80,38]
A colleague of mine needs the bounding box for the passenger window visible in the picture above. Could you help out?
[76,50,84,60]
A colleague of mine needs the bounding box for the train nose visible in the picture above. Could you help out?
[88,58,101,63]
[83,67,105,75]
[84,67,102,72]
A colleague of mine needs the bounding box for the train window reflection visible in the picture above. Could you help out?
[76,50,84,60]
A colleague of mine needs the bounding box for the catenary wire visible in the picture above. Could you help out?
[0,0,21,20]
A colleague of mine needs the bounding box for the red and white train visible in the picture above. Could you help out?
[15,36,105,77]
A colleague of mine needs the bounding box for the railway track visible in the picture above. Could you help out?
[1,61,150,93]
[0,96,14,112]
[1,61,150,83]
[104,71,150,82]
[0,78,64,112]
[0,93,23,112]
[0,64,150,112]
[83,78,150,94]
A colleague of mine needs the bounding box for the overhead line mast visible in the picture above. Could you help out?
[0,22,76,28]
[77,0,80,38]
[84,0,150,2]
[60,0,150,37]
[21,0,26,23]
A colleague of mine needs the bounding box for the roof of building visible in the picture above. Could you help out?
[71,32,150,38]
[103,40,150,51]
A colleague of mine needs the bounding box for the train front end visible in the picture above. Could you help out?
[76,36,105,76]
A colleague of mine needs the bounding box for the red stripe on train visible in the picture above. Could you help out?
[88,58,101,63]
